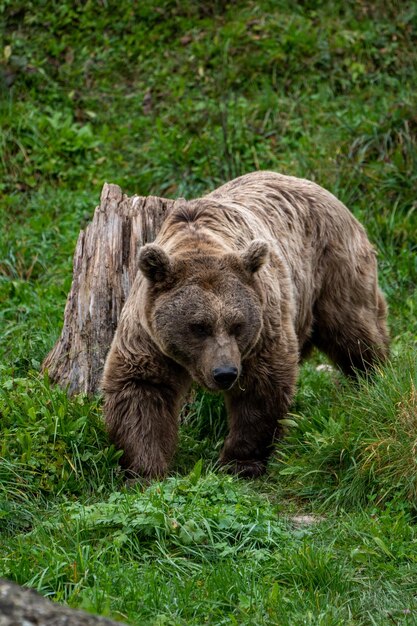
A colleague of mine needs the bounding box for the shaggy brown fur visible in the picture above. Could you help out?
[102,171,389,479]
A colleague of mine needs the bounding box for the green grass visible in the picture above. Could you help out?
[1,1,417,624]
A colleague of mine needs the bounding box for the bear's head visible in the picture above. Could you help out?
[138,240,269,391]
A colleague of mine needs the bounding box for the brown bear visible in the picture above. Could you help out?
[101,171,389,479]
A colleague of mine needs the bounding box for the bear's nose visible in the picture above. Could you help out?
[212,366,239,388]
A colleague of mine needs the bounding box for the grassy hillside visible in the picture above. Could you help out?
[1,1,417,624]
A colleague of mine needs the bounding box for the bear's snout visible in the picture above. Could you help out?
[212,365,239,389]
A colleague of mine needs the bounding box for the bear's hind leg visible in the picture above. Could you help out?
[312,289,389,377]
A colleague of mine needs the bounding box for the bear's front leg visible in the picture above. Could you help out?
[102,339,191,479]
[221,349,298,478]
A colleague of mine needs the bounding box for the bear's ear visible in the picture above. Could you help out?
[241,240,269,274]
[138,244,172,284]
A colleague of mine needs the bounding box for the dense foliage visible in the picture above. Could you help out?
[1,1,417,624]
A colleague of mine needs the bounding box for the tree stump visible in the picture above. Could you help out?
[42,183,175,395]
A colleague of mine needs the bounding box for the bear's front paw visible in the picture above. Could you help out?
[220,458,266,478]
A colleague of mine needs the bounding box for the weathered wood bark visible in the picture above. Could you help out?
[42,183,175,395]
[0,578,128,626]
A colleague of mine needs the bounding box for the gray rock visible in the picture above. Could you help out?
[0,579,127,626]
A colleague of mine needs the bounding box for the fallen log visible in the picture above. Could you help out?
[0,578,128,626]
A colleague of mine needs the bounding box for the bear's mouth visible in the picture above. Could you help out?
[213,378,239,391]
[204,380,239,393]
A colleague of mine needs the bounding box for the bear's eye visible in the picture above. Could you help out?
[230,322,243,336]
[189,322,212,338]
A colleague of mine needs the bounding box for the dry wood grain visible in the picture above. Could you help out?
[42,183,175,394]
